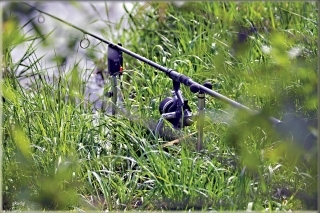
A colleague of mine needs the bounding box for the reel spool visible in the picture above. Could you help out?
[159,96,193,129]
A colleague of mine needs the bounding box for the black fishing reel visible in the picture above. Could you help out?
[158,94,194,129]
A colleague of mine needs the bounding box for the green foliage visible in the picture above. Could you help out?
[2,1,318,211]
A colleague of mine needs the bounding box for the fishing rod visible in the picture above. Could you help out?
[23,2,282,151]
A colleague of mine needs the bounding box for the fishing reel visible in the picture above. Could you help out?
[156,81,213,151]
[158,94,194,129]
[155,80,195,139]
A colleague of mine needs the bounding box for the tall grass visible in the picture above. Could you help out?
[2,1,318,211]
